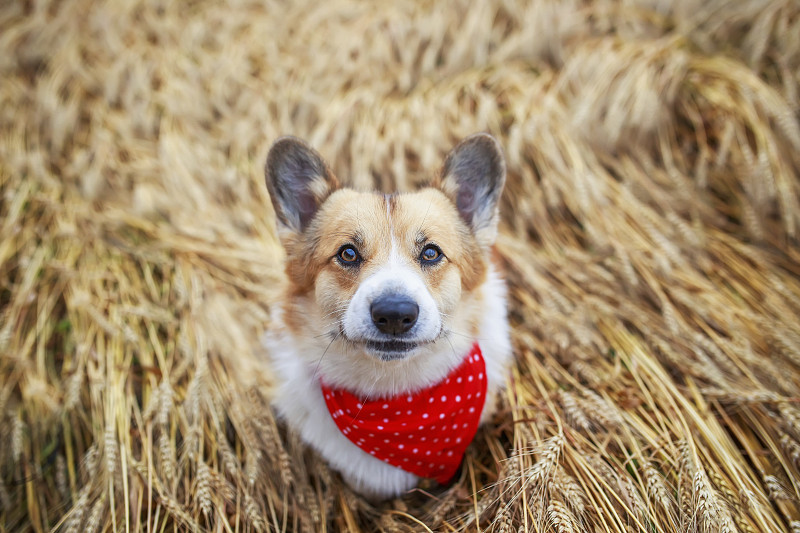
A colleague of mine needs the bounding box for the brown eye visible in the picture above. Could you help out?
[337,245,360,265]
[420,244,443,263]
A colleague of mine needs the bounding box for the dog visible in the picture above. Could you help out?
[263,133,512,499]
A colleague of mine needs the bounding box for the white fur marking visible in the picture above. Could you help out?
[264,227,513,497]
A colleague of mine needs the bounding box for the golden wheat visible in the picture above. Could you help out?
[2,0,800,531]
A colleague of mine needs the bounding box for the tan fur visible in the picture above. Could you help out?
[282,187,488,340]
[265,134,512,497]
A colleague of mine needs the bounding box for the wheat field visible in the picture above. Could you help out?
[2,0,800,531]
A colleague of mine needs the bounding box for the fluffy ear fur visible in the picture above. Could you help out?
[436,133,506,246]
[265,136,339,234]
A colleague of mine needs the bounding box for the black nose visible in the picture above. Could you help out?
[370,295,419,335]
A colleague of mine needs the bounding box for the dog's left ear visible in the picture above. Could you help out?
[436,133,506,246]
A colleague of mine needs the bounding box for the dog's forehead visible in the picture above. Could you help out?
[317,188,462,245]
[316,190,388,241]
[391,189,464,241]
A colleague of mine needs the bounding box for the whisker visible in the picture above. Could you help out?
[312,318,344,338]
[416,199,434,236]
[311,331,341,383]
[319,306,349,320]
[442,331,458,359]
[439,322,495,344]
[353,374,381,421]
[442,329,473,340]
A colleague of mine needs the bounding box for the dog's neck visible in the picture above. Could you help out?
[320,342,486,482]
[309,333,475,398]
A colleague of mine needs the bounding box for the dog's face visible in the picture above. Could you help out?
[266,135,505,380]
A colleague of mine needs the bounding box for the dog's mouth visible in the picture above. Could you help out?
[337,332,436,361]
[364,339,419,359]
[337,325,442,361]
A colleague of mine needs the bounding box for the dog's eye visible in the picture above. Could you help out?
[337,245,361,265]
[420,244,443,263]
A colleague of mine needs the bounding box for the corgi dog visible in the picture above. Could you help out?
[263,133,512,499]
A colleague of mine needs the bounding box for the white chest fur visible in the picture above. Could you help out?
[264,265,512,498]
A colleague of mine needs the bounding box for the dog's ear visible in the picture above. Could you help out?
[265,137,339,234]
[436,133,506,245]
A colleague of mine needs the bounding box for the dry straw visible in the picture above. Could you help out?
[2,0,800,531]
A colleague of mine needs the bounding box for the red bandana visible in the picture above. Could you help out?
[321,343,487,484]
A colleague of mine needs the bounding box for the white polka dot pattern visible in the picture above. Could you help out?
[321,343,487,484]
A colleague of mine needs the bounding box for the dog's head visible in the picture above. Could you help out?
[266,134,505,390]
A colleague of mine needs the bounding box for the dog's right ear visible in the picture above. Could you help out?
[265,137,339,234]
